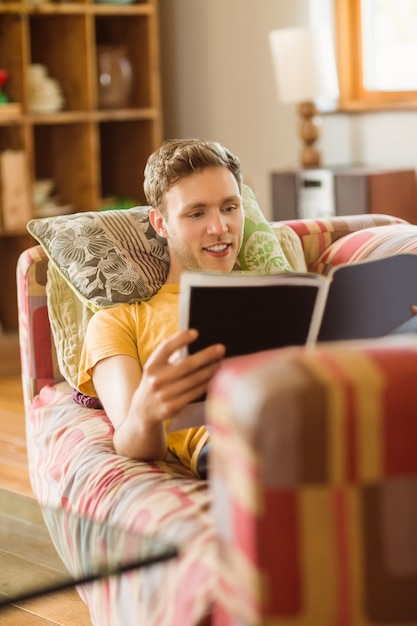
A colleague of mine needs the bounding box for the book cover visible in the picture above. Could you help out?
[179,271,330,358]
[318,253,417,341]
[179,253,417,358]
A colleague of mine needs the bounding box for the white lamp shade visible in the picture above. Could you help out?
[269,25,339,104]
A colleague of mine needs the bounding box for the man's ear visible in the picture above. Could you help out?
[149,208,168,238]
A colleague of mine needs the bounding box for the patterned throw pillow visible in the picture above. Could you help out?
[311,223,417,275]
[27,205,169,311]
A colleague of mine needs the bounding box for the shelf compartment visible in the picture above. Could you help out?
[33,122,98,212]
[95,14,151,109]
[0,0,162,334]
[29,14,92,111]
[0,13,27,106]
[0,124,27,151]
[99,119,152,204]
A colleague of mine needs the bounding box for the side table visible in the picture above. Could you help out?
[271,167,417,223]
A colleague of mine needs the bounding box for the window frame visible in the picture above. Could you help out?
[334,0,417,111]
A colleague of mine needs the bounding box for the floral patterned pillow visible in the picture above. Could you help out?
[28,205,169,310]
[27,185,291,310]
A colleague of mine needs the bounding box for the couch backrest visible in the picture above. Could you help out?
[276,213,406,269]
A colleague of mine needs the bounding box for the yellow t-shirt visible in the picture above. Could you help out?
[77,284,208,475]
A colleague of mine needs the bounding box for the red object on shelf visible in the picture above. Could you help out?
[0,70,8,88]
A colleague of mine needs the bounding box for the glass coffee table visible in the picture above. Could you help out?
[0,488,178,607]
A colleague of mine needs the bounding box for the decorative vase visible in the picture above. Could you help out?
[97,45,133,109]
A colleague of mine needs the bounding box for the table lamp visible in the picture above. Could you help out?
[269,24,339,168]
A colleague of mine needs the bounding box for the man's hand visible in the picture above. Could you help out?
[133,329,225,426]
[92,329,225,460]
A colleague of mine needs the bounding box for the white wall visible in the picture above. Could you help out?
[159,0,310,218]
[159,0,417,219]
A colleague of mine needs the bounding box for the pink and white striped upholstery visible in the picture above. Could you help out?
[17,213,417,625]
[278,213,406,269]
[311,222,417,274]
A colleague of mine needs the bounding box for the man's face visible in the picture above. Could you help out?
[153,167,244,282]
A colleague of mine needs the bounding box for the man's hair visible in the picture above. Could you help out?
[143,138,242,214]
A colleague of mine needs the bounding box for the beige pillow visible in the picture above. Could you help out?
[46,264,94,388]
[271,223,307,272]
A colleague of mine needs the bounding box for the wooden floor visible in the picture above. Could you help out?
[0,375,92,625]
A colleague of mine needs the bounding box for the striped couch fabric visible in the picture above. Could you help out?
[17,212,417,625]
[310,222,417,275]
[207,341,417,626]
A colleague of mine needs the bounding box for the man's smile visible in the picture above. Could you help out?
[203,242,232,256]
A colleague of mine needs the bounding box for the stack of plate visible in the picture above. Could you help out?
[28,64,65,114]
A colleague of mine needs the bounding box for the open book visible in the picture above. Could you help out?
[169,253,417,430]
[179,253,417,357]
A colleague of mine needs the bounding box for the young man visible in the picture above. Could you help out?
[78,138,245,478]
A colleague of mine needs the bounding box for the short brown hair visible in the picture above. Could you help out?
[143,138,242,214]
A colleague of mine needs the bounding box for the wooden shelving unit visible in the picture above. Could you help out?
[0,0,162,334]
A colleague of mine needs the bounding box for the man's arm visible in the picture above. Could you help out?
[92,329,225,461]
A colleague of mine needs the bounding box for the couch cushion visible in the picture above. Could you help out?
[27,381,217,626]
[311,223,417,275]
[270,223,307,272]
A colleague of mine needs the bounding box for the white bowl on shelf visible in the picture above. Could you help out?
[33,179,54,205]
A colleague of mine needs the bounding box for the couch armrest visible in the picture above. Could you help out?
[17,245,63,408]
[207,337,417,626]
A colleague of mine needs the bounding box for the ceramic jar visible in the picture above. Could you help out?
[97,45,133,109]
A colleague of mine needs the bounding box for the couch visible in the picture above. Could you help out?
[17,204,417,626]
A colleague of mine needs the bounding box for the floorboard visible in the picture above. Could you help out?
[0,374,91,625]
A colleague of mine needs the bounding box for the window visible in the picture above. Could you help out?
[334,0,417,109]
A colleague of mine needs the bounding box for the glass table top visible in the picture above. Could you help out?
[0,488,178,607]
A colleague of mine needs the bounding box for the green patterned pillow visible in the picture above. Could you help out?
[238,185,292,272]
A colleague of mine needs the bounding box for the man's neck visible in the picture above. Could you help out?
[165,268,181,285]
[164,255,183,285]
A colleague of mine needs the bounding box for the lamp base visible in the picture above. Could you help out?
[298,101,321,167]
